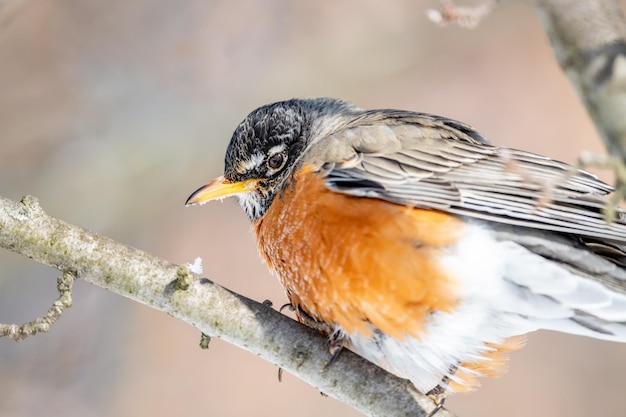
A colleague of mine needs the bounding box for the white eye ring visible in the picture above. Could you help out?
[267,152,287,171]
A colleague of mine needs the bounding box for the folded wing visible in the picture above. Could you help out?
[321,111,626,244]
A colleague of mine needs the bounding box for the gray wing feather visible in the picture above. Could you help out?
[319,115,626,244]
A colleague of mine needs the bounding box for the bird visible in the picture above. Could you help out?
[185,97,626,408]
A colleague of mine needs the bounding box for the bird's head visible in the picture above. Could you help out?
[185,98,356,220]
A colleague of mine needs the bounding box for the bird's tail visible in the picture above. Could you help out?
[494,224,626,342]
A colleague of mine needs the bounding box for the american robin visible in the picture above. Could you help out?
[186,98,626,404]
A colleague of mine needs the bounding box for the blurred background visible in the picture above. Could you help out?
[1,1,624,416]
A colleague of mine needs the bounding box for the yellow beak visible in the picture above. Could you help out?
[185,176,258,206]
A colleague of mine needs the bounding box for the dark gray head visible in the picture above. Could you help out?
[185,98,359,220]
[226,98,361,219]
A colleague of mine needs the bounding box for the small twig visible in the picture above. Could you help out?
[499,149,564,210]
[426,0,498,29]
[199,332,211,349]
[0,271,76,341]
[577,151,626,222]
[174,264,193,291]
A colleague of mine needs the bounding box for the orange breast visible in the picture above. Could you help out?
[254,167,465,339]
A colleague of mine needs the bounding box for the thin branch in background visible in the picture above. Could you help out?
[426,0,498,29]
[533,0,626,165]
[0,271,76,341]
[577,151,626,221]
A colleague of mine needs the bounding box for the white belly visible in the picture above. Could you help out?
[344,222,626,393]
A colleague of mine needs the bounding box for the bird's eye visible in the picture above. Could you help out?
[267,152,287,171]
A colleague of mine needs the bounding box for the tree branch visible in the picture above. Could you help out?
[0,271,75,340]
[533,0,626,162]
[0,195,456,417]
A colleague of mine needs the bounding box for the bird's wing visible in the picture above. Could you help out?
[318,111,626,244]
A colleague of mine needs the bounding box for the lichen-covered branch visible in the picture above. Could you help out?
[0,195,454,417]
[533,0,626,163]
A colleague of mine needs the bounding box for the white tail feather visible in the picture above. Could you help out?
[499,240,626,341]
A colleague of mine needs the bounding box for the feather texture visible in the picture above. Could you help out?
[318,113,626,243]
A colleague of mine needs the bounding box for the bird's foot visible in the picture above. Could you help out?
[323,332,345,369]
[425,385,447,417]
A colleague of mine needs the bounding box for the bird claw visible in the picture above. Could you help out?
[279,302,294,313]
[425,386,447,417]
[323,335,345,369]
